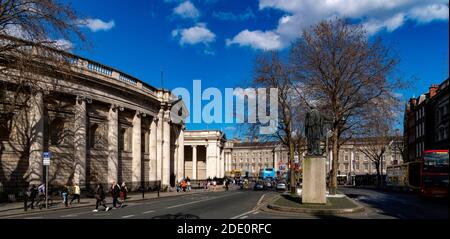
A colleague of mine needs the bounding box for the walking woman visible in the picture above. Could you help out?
[93,184,110,212]
[119,182,128,208]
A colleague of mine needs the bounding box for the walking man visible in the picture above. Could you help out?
[110,181,121,208]
[93,184,110,212]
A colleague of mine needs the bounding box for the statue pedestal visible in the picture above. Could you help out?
[302,155,326,204]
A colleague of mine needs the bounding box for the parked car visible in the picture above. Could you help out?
[254,182,265,191]
[265,180,273,189]
[275,182,286,191]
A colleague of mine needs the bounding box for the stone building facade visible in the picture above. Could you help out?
[0,53,186,195]
[221,139,402,179]
[224,140,289,178]
[183,130,226,180]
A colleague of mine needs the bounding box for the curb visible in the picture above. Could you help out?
[0,188,231,218]
[264,195,365,215]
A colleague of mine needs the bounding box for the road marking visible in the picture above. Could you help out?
[239,216,248,219]
[165,192,239,209]
[252,211,260,215]
[60,214,78,218]
[24,216,43,219]
[230,210,256,219]
[142,210,155,214]
[122,214,135,218]
[166,198,213,209]
[257,194,266,205]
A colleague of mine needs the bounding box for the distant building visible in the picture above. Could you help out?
[224,140,289,178]
[223,138,402,179]
[404,78,449,162]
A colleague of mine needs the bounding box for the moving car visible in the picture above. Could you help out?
[254,182,265,191]
[275,182,286,191]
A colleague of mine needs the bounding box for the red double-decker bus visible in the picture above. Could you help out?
[420,150,449,198]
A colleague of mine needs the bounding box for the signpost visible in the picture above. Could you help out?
[43,152,51,209]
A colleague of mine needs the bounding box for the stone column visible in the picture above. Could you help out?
[149,118,157,182]
[162,110,171,187]
[28,91,44,185]
[108,105,119,184]
[206,142,216,178]
[192,145,197,180]
[221,150,224,177]
[216,144,220,178]
[156,110,163,182]
[131,111,142,189]
[73,96,87,188]
[177,127,184,179]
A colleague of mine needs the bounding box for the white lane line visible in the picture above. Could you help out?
[122,214,135,218]
[252,211,260,215]
[142,210,155,214]
[230,210,256,219]
[24,216,43,219]
[166,198,213,209]
[60,214,78,218]
[257,194,266,205]
[165,192,239,209]
[239,216,249,219]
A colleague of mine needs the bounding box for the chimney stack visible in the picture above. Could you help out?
[429,84,439,98]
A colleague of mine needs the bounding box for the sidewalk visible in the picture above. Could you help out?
[0,187,230,218]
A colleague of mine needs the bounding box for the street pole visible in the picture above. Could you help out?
[45,165,48,209]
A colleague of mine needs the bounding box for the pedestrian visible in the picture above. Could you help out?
[225,179,229,191]
[36,183,45,207]
[93,184,110,212]
[119,182,128,208]
[110,181,121,208]
[212,180,217,191]
[28,184,38,209]
[181,180,187,192]
[187,180,191,191]
[70,184,81,205]
[23,187,30,212]
[61,184,69,207]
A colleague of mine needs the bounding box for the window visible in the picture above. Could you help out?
[356,163,360,170]
[364,163,368,170]
[345,155,349,161]
[345,164,349,170]
[355,154,360,161]
[50,118,65,145]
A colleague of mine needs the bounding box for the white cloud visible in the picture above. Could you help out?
[226,30,282,50]
[228,0,449,50]
[363,13,406,35]
[53,39,73,51]
[409,3,449,23]
[173,1,200,19]
[80,18,115,32]
[173,23,216,45]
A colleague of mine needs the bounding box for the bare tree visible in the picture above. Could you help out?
[0,0,85,195]
[247,51,308,194]
[290,18,403,194]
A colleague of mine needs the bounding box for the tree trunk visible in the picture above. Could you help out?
[376,162,381,188]
[329,133,339,195]
[289,142,296,195]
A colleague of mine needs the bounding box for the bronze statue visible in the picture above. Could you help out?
[305,107,324,156]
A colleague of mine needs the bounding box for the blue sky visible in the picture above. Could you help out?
[70,0,449,138]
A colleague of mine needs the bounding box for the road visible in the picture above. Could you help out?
[2,187,447,219]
